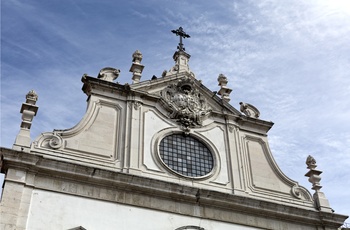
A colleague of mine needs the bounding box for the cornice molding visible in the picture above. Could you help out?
[1,147,347,229]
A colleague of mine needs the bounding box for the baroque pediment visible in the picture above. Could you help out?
[130,74,241,118]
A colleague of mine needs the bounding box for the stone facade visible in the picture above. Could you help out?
[0,31,348,229]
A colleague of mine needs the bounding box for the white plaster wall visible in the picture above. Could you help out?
[65,100,120,158]
[143,110,171,171]
[197,126,229,185]
[27,189,259,230]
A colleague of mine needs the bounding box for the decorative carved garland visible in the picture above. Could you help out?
[160,78,212,132]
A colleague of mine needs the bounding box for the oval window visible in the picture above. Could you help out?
[159,134,214,177]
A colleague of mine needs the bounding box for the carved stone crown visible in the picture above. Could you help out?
[306,155,317,169]
[160,78,212,131]
[26,90,38,105]
[132,50,143,63]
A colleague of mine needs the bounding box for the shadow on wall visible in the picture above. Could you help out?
[0,173,4,200]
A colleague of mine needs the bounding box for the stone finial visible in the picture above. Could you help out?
[218,74,228,86]
[13,90,39,152]
[306,155,317,169]
[305,155,322,191]
[132,50,143,63]
[239,102,260,118]
[217,74,232,102]
[304,155,332,212]
[129,50,145,84]
[26,90,38,105]
[98,67,120,82]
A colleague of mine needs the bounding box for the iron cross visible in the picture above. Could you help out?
[171,27,190,51]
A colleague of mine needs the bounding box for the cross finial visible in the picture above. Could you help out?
[171,27,190,51]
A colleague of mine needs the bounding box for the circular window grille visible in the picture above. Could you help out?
[159,134,214,177]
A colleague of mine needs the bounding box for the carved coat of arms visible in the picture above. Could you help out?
[160,78,212,131]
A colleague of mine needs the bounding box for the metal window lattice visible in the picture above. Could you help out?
[159,134,213,177]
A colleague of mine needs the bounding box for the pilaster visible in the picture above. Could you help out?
[0,168,34,230]
[126,96,143,175]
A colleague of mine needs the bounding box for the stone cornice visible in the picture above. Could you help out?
[1,147,347,229]
[81,75,131,97]
[236,114,274,134]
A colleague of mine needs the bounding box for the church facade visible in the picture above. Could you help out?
[1,28,348,230]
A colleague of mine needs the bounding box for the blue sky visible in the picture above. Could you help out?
[1,0,350,218]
